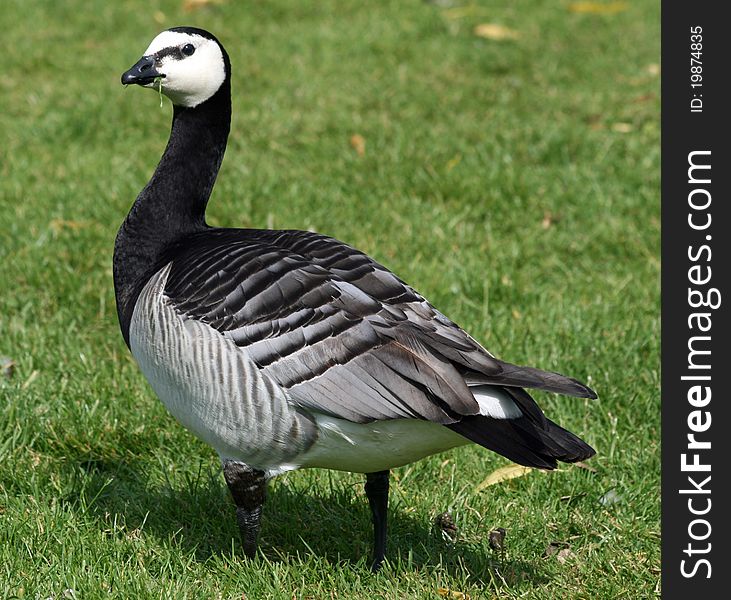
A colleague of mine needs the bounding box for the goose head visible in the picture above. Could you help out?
[121,27,229,108]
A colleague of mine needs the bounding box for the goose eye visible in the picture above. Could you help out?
[182,44,196,56]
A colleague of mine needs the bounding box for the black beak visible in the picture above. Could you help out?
[121,56,165,86]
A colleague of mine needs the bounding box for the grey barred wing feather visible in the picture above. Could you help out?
[163,229,595,427]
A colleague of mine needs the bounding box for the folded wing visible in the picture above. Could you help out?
[163,228,595,466]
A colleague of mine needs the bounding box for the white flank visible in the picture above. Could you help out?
[129,264,313,473]
[300,414,469,473]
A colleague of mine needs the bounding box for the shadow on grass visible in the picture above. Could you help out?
[65,454,547,588]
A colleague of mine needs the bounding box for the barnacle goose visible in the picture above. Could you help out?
[116,27,596,570]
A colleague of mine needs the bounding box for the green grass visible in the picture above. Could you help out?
[0,0,659,597]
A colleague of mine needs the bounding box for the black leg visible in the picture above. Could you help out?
[222,460,267,558]
[365,470,390,571]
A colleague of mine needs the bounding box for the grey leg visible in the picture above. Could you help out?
[222,460,267,558]
[365,470,390,571]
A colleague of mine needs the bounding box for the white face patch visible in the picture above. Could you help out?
[141,30,226,108]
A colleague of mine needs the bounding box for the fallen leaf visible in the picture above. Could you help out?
[587,117,605,131]
[541,210,561,229]
[474,23,521,41]
[611,122,633,133]
[568,2,628,15]
[631,93,655,103]
[183,0,225,12]
[437,588,470,599]
[646,63,660,76]
[557,548,576,563]
[543,541,567,557]
[349,134,366,156]
[446,154,462,171]
[50,219,88,233]
[475,464,532,492]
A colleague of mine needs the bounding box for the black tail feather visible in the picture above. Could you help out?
[446,390,596,470]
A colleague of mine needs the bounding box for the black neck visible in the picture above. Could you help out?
[113,79,231,345]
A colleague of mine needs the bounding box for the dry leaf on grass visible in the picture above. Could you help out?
[437,588,470,599]
[541,210,561,229]
[50,219,89,233]
[631,93,656,104]
[611,122,633,133]
[474,23,520,41]
[556,548,576,563]
[544,542,566,557]
[568,2,628,15]
[446,154,462,171]
[349,134,366,156]
[475,464,532,492]
[183,0,225,12]
[544,541,576,563]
